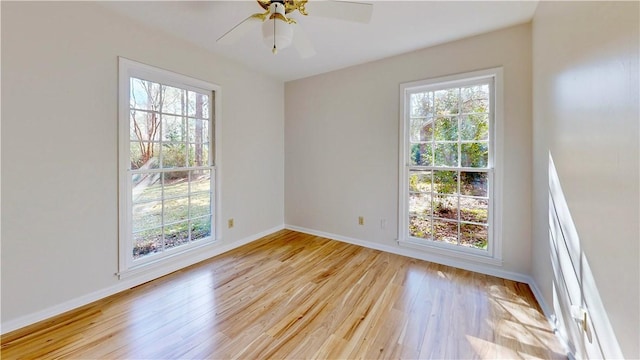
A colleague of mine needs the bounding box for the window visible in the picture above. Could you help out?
[399,68,502,263]
[118,58,220,276]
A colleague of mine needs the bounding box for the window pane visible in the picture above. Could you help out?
[190,170,211,193]
[410,143,432,166]
[434,117,458,141]
[162,143,187,168]
[132,201,162,232]
[433,195,458,220]
[164,197,189,224]
[164,171,189,197]
[130,111,161,142]
[433,170,457,194]
[409,215,432,239]
[188,143,209,167]
[130,142,159,170]
[460,172,488,197]
[188,91,209,118]
[461,84,489,114]
[130,78,161,111]
[133,227,162,259]
[409,170,432,193]
[164,221,190,250]
[410,117,433,142]
[460,114,489,141]
[460,223,488,249]
[460,198,488,224]
[202,94,211,119]
[191,216,211,241]
[434,88,459,115]
[188,118,210,144]
[190,193,211,218]
[409,193,431,216]
[162,115,186,142]
[434,143,458,167]
[132,172,162,203]
[433,219,458,244]
[162,85,185,116]
[461,143,488,168]
[410,92,433,117]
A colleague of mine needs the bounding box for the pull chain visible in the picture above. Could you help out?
[272,3,278,54]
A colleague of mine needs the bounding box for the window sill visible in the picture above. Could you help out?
[117,239,218,280]
[398,238,503,267]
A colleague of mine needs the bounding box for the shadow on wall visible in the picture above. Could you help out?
[548,152,623,359]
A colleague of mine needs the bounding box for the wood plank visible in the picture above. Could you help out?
[0,230,566,359]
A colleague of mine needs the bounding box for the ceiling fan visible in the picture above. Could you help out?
[216,0,373,58]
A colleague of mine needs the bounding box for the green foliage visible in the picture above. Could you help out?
[409,173,418,191]
[434,117,457,141]
[462,143,488,168]
[460,114,488,140]
[434,170,457,194]
[411,143,432,166]
[163,144,186,166]
[434,89,459,115]
[411,87,489,191]
[411,144,419,165]
[191,218,212,239]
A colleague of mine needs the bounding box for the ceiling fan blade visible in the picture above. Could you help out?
[293,25,316,58]
[305,1,373,24]
[216,14,263,45]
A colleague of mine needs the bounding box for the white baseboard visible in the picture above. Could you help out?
[526,276,553,324]
[527,275,574,359]
[285,224,529,283]
[1,225,284,335]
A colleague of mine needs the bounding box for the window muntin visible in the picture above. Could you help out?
[402,73,498,257]
[119,59,219,275]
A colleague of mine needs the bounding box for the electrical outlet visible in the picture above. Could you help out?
[228,218,234,228]
[358,216,364,225]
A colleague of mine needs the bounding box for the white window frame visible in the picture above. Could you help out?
[398,68,503,266]
[117,57,222,278]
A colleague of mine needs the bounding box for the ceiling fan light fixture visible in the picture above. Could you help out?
[261,3,293,54]
[261,16,293,54]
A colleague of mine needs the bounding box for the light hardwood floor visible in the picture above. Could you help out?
[1,230,566,359]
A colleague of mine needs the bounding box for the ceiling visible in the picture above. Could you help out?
[101,1,539,82]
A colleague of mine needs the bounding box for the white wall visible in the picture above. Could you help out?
[285,24,532,275]
[1,2,284,329]
[532,2,639,358]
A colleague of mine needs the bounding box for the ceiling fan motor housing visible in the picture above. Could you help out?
[258,0,308,15]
